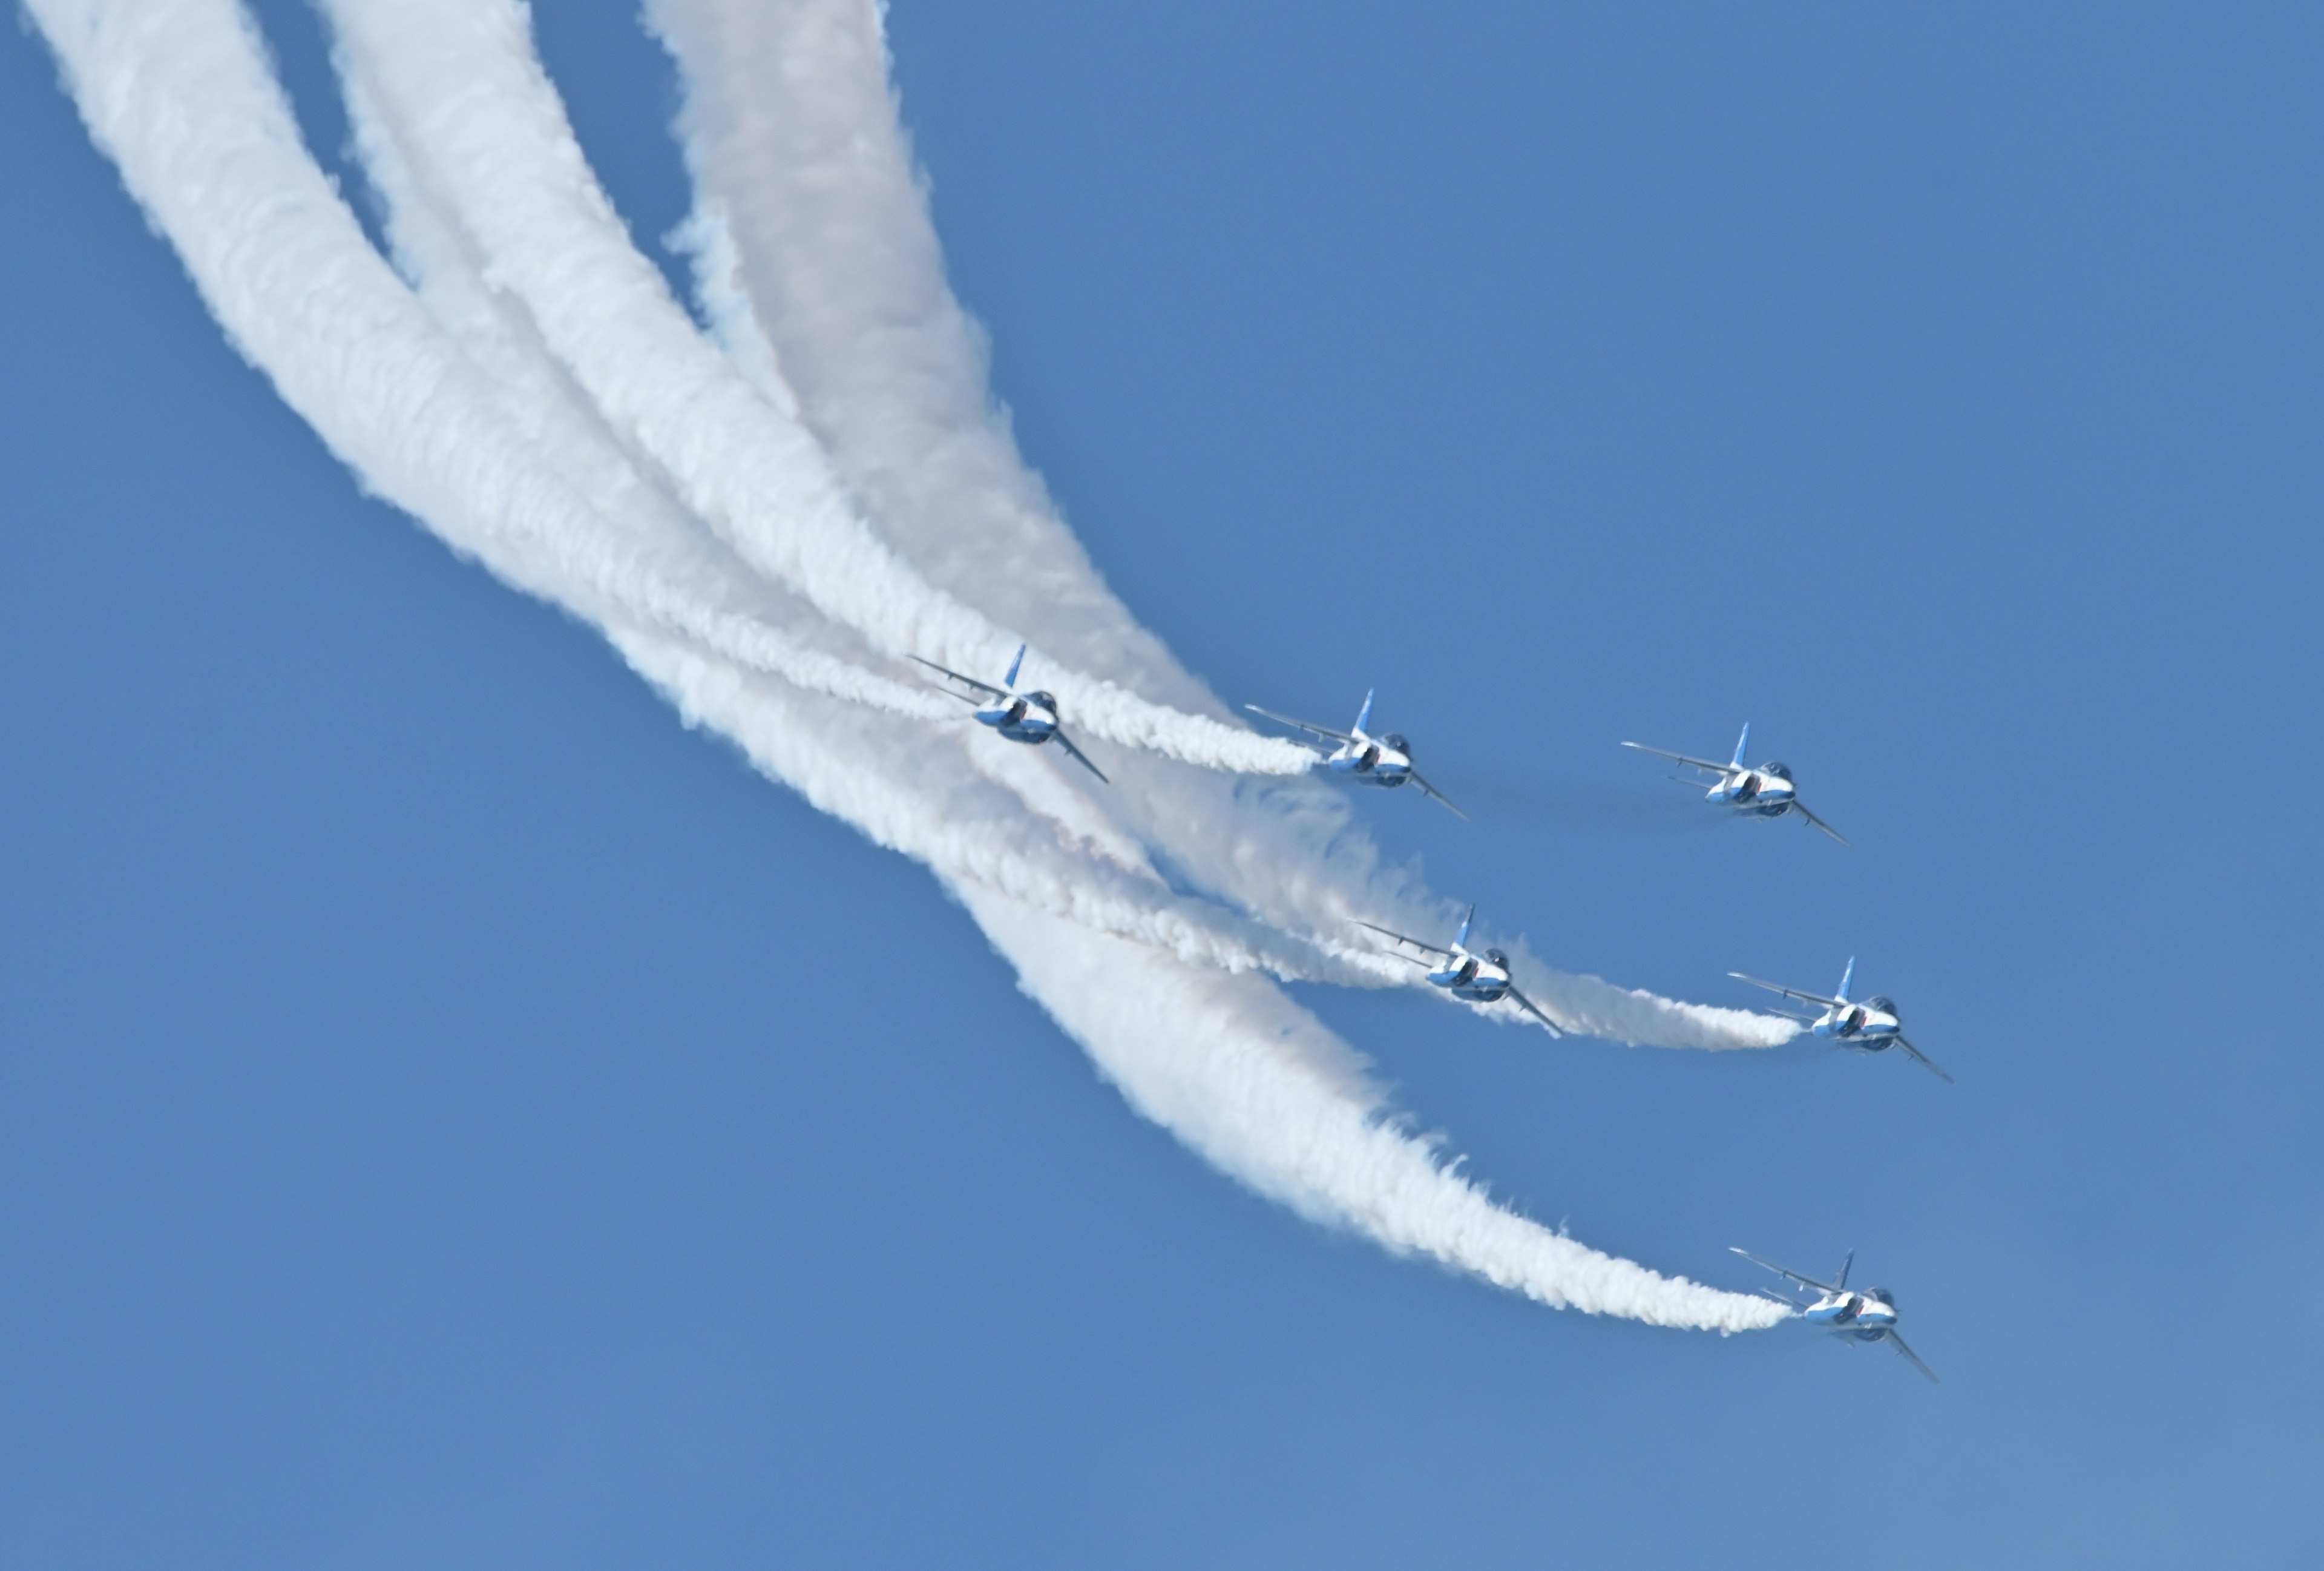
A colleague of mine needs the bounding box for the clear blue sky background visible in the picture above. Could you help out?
[4,3,2319,1566]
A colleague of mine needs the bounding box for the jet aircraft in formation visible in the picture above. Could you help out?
[1731,1248,1937,1383]
[1729,958,1953,1084]
[1353,904,1561,1033]
[916,646,1945,1375]
[913,644,1108,781]
[1622,723,1847,844]
[1245,690,1466,818]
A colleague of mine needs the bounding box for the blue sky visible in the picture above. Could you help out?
[3,3,2320,1566]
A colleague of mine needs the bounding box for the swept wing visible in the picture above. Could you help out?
[1407,770,1469,820]
[1503,983,1565,1036]
[1243,704,1354,750]
[1730,1247,1845,1298]
[1894,1035,1955,1085]
[911,656,1006,700]
[1050,729,1109,783]
[1791,797,1850,846]
[1352,920,1449,964]
[1621,740,1735,776]
[1728,972,1850,1011]
[1886,1331,1940,1383]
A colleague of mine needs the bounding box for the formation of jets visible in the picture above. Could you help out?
[911,647,1946,1380]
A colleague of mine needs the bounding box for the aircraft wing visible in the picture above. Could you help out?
[911,656,1005,700]
[1730,1247,1843,1297]
[1621,740,1732,776]
[1728,973,1847,1011]
[1886,1331,1940,1383]
[1243,705,1351,750]
[1894,1035,1955,1085]
[1048,727,1110,783]
[1407,770,1469,820]
[1791,797,1850,846]
[1351,920,1448,964]
[1502,983,1564,1036]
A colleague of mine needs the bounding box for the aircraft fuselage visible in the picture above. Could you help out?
[976,691,1061,746]
[1425,947,1515,1004]
[1327,736,1414,788]
[1804,1289,1899,1334]
[1811,998,1904,1052]
[1709,765,1798,818]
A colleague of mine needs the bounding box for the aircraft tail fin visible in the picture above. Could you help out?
[1003,643,1026,690]
[1836,956,1856,1003]
[1454,904,1475,949]
[1731,722,1751,769]
[1836,1249,1854,1292]
[1353,688,1375,737]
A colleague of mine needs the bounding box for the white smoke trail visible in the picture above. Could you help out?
[27,0,1360,987]
[28,0,1791,1328]
[961,888,1784,1331]
[318,0,1322,780]
[327,0,1788,1054]
[330,43,1382,987]
[646,0,1796,1054]
[16,0,985,739]
[622,633,1782,1331]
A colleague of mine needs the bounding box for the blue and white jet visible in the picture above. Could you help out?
[1246,689,1465,817]
[1728,957,1954,1084]
[1354,905,1561,1032]
[1731,1248,1938,1383]
[1622,723,1846,843]
[914,644,1108,781]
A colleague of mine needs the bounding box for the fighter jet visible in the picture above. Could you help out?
[913,644,1107,781]
[1729,957,1953,1084]
[1245,689,1465,817]
[1621,723,1846,843]
[1731,1248,1937,1383]
[1354,904,1561,1033]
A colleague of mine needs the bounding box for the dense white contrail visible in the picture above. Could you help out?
[320,0,1322,780]
[646,0,1796,1055]
[330,0,1785,1051]
[16,0,986,740]
[30,0,1793,1330]
[961,889,1784,1330]
[330,45,1393,989]
[27,0,1370,988]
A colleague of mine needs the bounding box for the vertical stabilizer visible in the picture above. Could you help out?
[1003,643,1026,690]
[1836,957,1856,1003]
[1454,904,1475,950]
[1731,722,1751,769]
[1353,688,1376,737]
[1836,1250,1854,1292]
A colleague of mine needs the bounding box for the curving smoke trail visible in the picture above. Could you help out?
[320,0,1322,781]
[24,0,1361,983]
[643,0,1796,1054]
[27,0,1792,1332]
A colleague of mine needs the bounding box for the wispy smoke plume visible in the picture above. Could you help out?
[28,0,1793,1334]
